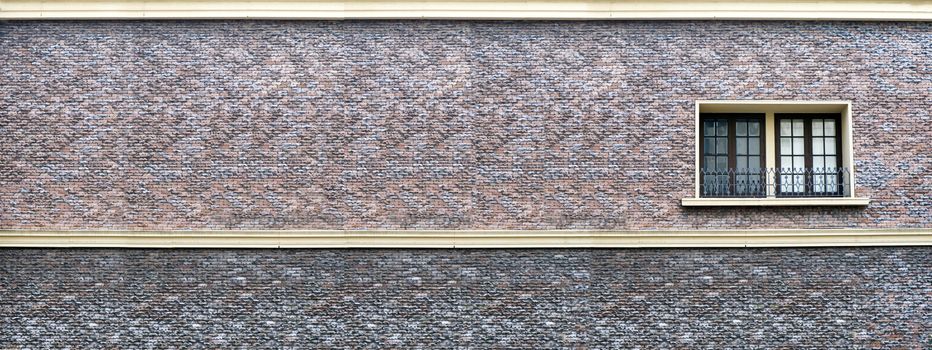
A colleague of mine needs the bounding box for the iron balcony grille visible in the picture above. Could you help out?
[700,167,850,198]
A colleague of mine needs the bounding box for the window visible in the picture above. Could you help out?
[776,114,843,197]
[700,114,765,197]
[684,101,868,206]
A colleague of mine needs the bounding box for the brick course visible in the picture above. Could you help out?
[1,20,930,230]
[0,247,928,348]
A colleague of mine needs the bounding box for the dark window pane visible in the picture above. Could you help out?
[704,156,715,170]
[716,156,728,170]
[704,121,716,136]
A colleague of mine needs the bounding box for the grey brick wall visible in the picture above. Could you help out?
[1,20,930,230]
[0,247,929,348]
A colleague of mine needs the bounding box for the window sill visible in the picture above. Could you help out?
[681,197,871,207]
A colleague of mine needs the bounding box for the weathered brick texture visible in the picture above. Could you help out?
[0,20,930,230]
[0,248,928,348]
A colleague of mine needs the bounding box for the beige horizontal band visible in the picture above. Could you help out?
[0,229,929,248]
[1,0,930,20]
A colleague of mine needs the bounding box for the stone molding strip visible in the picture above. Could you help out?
[1,0,931,20]
[0,229,929,248]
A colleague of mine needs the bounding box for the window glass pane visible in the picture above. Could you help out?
[748,122,760,137]
[716,156,728,170]
[749,156,760,170]
[737,156,747,169]
[793,138,804,154]
[716,121,727,137]
[749,138,760,155]
[736,138,747,155]
[780,120,792,136]
[793,156,805,170]
[826,156,837,170]
[813,138,823,155]
[780,138,792,155]
[825,138,836,154]
[825,120,836,136]
[704,156,715,170]
[812,119,823,136]
[813,156,824,171]
[704,121,716,136]
[793,120,804,136]
[704,137,714,155]
[736,122,747,136]
[716,138,727,154]
[781,156,792,170]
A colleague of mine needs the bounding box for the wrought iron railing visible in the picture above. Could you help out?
[700,167,850,198]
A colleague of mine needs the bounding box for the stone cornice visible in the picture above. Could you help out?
[1,0,930,21]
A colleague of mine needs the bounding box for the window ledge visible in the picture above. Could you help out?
[681,197,871,207]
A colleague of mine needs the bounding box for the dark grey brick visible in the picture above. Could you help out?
[0,248,929,348]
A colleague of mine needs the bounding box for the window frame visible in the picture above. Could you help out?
[774,113,844,198]
[684,101,868,206]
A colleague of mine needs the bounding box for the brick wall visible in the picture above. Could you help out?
[1,21,930,230]
[1,21,929,349]
[0,247,928,348]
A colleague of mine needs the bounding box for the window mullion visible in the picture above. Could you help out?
[804,118,813,195]
[728,118,737,196]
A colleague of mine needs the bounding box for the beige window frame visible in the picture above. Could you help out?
[682,100,870,206]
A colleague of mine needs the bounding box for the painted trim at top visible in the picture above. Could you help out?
[1,0,931,20]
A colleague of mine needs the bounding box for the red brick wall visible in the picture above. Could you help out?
[1,21,930,230]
